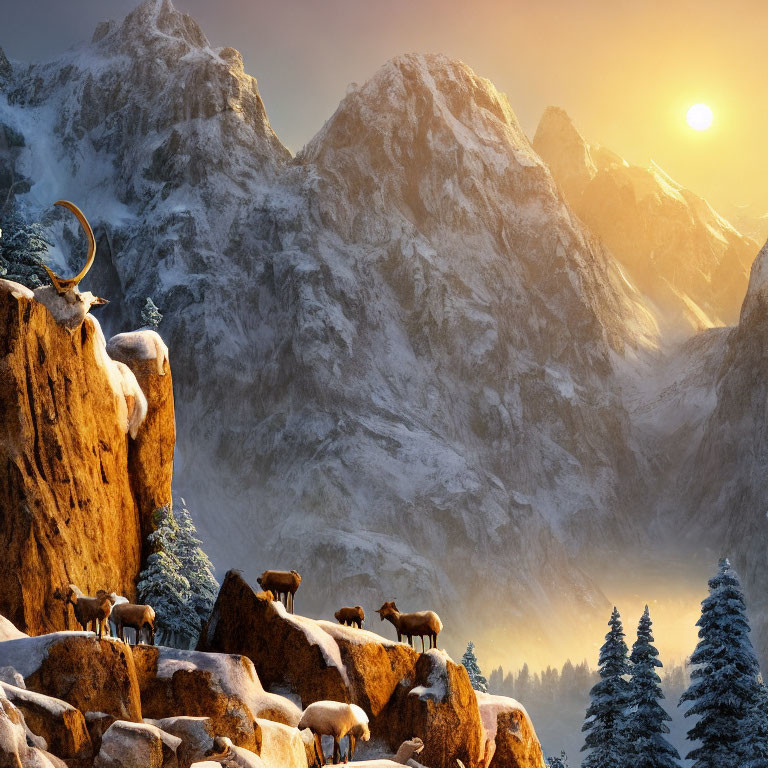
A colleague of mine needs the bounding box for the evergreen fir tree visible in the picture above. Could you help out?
[0,205,52,289]
[625,606,681,768]
[172,498,218,637]
[581,607,631,768]
[679,558,762,768]
[460,641,489,693]
[141,297,163,329]
[740,681,768,768]
[136,505,198,647]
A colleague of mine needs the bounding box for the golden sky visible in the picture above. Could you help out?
[3,0,766,221]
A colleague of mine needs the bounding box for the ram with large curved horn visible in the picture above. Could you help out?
[44,200,97,295]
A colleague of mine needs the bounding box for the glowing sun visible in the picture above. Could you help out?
[687,103,713,131]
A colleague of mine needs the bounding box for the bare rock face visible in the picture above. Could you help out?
[94,720,180,768]
[0,686,68,768]
[0,634,142,722]
[133,644,300,751]
[476,693,546,768]
[198,572,350,706]
[0,282,176,636]
[533,106,758,338]
[383,650,484,768]
[0,682,92,761]
[107,331,175,545]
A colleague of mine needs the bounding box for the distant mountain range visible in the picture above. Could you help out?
[1,0,765,662]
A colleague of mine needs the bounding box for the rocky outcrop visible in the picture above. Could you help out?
[133,644,300,751]
[199,572,527,768]
[94,720,181,768]
[0,685,68,768]
[107,331,175,545]
[199,571,420,716]
[382,650,484,768]
[533,106,758,337]
[0,682,92,761]
[477,693,546,768]
[0,280,176,635]
[145,717,216,768]
[0,633,143,722]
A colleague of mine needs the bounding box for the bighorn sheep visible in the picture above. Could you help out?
[257,570,301,613]
[33,201,108,329]
[334,605,365,628]
[376,601,442,651]
[108,594,156,645]
[297,700,370,764]
[65,585,113,639]
[350,737,426,767]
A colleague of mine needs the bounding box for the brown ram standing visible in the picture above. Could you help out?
[65,585,113,639]
[256,570,302,613]
[108,595,156,645]
[376,600,442,651]
[334,605,365,628]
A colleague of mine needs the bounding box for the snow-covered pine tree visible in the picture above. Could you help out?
[679,558,762,768]
[141,297,163,329]
[0,205,52,288]
[581,607,631,768]
[172,498,219,640]
[624,606,681,768]
[740,681,768,768]
[136,505,198,647]
[461,641,489,693]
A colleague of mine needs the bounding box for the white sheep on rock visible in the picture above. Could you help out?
[297,701,370,764]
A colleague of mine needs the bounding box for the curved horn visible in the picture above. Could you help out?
[43,200,97,295]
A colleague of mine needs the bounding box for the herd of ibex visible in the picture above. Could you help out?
[55,570,443,653]
[257,569,443,651]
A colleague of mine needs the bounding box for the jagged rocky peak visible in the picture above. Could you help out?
[532,106,597,199]
[301,53,548,226]
[117,0,209,51]
[739,238,768,323]
[533,105,758,338]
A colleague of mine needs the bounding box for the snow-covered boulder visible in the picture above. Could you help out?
[254,719,308,768]
[0,633,143,722]
[144,716,215,768]
[476,692,546,768]
[1,682,92,761]
[0,686,68,768]
[133,645,300,753]
[94,720,181,768]
[382,650,484,768]
[0,616,27,642]
[86,711,117,756]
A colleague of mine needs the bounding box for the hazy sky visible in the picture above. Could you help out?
[1,0,766,219]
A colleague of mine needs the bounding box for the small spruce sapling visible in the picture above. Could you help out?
[141,296,163,329]
[461,641,489,693]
